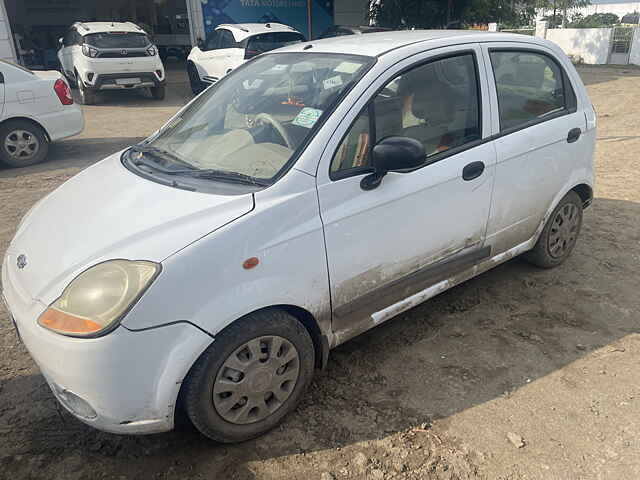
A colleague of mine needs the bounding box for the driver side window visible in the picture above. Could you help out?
[331,53,481,177]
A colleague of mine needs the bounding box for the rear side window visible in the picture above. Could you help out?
[489,50,571,131]
[246,32,305,55]
[84,32,150,49]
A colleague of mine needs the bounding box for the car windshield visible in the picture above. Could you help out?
[84,32,150,48]
[142,52,373,183]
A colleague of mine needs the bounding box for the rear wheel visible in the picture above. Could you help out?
[524,191,583,268]
[77,75,96,105]
[183,309,315,443]
[150,85,166,100]
[0,119,49,167]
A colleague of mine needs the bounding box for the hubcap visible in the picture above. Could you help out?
[4,130,39,160]
[548,203,580,258]
[213,335,300,425]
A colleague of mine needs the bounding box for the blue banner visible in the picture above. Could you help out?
[199,0,334,39]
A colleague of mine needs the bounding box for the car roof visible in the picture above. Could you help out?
[73,22,146,36]
[278,30,548,57]
[215,23,301,42]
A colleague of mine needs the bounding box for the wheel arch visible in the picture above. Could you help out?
[571,183,593,208]
[0,116,51,142]
[174,304,330,427]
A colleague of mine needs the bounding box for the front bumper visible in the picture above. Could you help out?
[85,72,166,91]
[1,257,212,435]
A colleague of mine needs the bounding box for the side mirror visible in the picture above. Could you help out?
[361,136,425,190]
[197,38,204,49]
[58,37,64,45]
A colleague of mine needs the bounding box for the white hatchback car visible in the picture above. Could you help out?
[187,23,305,93]
[0,60,83,167]
[58,22,166,105]
[2,31,595,442]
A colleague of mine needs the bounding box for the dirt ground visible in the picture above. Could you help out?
[1,64,639,480]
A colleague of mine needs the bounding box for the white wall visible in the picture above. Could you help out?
[546,28,612,64]
[630,28,640,65]
[335,0,368,25]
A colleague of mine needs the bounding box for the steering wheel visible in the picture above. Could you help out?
[254,113,294,150]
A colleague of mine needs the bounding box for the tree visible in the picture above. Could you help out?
[463,0,538,27]
[536,0,590,28]
[367,0,473,29]
[568,12,619,27]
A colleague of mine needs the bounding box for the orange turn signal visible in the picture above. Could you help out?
[243,257,260,270]
[38,308,103,335]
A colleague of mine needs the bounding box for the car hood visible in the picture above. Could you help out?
[4,153,254,304]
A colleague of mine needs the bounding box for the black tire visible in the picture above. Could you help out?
[0,119,49,167]
[183,309,315,443]
[77,75,96,105]
[150,85,166,100]
[524,191,583,269]
[187,63,205,95]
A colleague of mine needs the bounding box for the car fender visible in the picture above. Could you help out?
[122,168,333,344]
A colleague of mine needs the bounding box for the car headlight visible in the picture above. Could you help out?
[38,260,160,337]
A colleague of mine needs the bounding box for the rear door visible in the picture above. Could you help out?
[480,43,589,254]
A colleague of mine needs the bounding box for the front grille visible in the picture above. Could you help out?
[97,51,148,58]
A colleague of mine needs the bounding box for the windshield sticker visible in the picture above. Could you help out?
[292,107,323,129]
[269,64,288,72]
[323,75,343,90]
[243,79,263,90]
[334,62,362,74]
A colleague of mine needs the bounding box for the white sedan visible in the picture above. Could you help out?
[0,60,83,167]
[2,31,595,442]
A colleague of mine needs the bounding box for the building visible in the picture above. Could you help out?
[0,0,369,64]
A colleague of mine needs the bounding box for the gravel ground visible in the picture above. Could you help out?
[1,64,639,480]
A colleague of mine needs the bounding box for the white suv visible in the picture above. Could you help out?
[187,23,305,94]
[58,22,166,105]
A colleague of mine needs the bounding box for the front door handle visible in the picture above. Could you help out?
[462,161,485,181]
[567,128,582,143]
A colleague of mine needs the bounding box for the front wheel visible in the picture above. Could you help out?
[524,191,583,268]
[187,63,205,95]
[183,310,315,443]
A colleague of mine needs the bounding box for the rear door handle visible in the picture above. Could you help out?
[462,161,485,181]
[567,128,582,143]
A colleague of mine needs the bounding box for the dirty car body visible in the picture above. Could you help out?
[1,31,595,440]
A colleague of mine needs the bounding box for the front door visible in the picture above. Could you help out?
[316,46,497,341]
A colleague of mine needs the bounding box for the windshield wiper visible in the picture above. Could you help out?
[162,168,269,187]
[129,144,196,170]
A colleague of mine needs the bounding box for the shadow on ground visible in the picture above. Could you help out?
[1,196,638,479]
